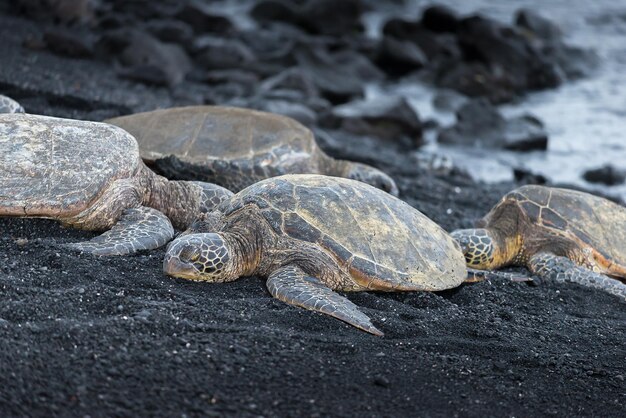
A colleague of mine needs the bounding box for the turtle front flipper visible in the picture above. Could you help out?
[528,252,626,299]
[266,265,383,336]
[66,207,174,256]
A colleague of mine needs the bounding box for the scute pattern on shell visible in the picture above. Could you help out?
[219,175,467,290]
[0,113,140,217]
[494,185,626,268]
[106,106,322,191]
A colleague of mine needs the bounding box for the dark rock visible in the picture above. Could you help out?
[259,67,320,98]
[435,61,518,103]
[432,89,468,112]
[294,47,368,103]
[175,0,233,34]
[251,0,364,36]
[96,29,191,86]
[238,25,301,66]
[205,69,260,88]
[314,128,408,168]
[374,35,428,76]
[192,35,256,70]
[438,98,548,151]
[515,8,562,41]
[513,167,548,185]
[421,5,459,33]
[331,96,423,148]
[541,44,598,79]
[250,0,300,27]
[456,15,563,91]
[583,165,626,186]
[298,0,364,36]
[13,0,96,24]
[43,28,94,58]
[143,19,194,45]
[382,18,461,61]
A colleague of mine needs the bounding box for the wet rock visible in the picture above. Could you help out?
[250,1,300,27]
[438,98,548,151]
[515,8,561,41]
[513,168,548,185]
[43,28,94,58]
[237,26,298,66]
[13,0,96,24]
[421,5,459,33]
[192,35,256,70]
[315,128,408,169]
[175,0,233,35]
[295,47,371,103]
[456,15,563,92]
[259,67,320,98]
[143,19,194,45]
[435,61,518,103]
[97,29,191,86]
[382,18,461,61]
[205,69,260,89]
[251,0,364,36]
[297,0,365,36]
[374,35,428,76]
[331,96,423,148]
[583,165,626,186]
[432,89,468,112]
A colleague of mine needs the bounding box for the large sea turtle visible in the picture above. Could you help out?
[163,174,467,335]
[452,185,626,298]
[0,113,232,255]
[106,106,399,195]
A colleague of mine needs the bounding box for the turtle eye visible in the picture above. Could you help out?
[179,245,201,263]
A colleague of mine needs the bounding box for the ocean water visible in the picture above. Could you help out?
[364,0,626,200]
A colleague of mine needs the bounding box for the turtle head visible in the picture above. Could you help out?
[345,162,399,196]
[163,233,238,282]
[451,228,500,269]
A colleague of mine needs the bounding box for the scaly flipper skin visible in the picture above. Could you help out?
[528,252,626,299]
[67,207,174,256]
[266,265,384,336]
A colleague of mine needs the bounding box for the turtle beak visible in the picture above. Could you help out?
[163,256,199,279]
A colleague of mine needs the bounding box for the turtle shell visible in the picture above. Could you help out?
[106,106,322,189]
[219,174,467,290]
[0,113,140,218]
[484,185,626,269]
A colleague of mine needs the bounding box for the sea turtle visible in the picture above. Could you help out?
[451,185,626,298]
[0,113,233,255]
[0,95,24,113]
[163,174,466,335]
[105,106,399,196]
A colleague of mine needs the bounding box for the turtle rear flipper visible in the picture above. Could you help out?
[66,207,174,256]
[529,252,626,299]
[266,265,384,336]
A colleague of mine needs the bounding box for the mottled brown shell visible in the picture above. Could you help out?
[484,185,626,269]
[0,113,140,217]
[106,106,320,167]
[219,175,467,290]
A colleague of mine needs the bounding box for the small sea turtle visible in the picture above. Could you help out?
[106,106,399,195]
[452,185,626,298]
[0,95,24,113]
[0,113,232,255]
[163,174,466,335]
